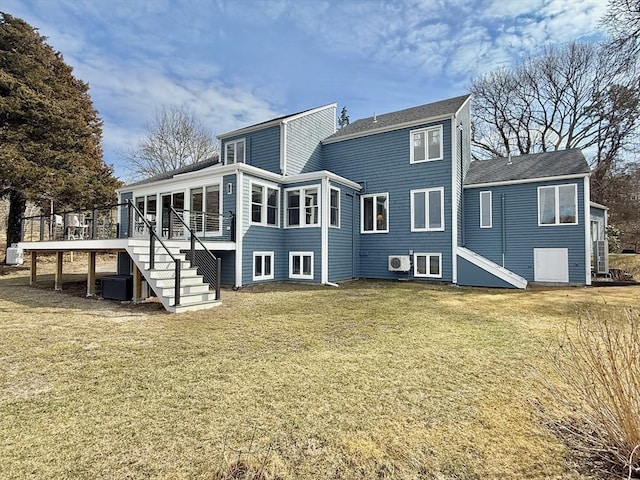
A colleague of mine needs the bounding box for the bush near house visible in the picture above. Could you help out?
[544,309,640,478]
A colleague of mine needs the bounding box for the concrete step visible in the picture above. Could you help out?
[170,300,222,313]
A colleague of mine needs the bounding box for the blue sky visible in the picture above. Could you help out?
[4,0,607,181]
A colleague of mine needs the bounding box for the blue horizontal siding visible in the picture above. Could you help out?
[223,125,281,174]
[457,256,517,288]
[464,178,587,283]
[323,119,454,281]
[328,186,357,282]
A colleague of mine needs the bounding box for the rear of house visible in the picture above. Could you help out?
[114,95,602,292]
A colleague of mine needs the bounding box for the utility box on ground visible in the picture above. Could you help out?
[100,275,133,301]
[6,244,24,265]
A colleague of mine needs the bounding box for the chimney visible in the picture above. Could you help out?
[507,153,512,165]
[373,113,377,123]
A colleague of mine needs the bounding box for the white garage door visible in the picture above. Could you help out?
[534,248,569,283]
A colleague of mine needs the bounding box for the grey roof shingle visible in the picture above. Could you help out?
[324,94,470,142]
[464,149,590,186]
[125,156,220,188]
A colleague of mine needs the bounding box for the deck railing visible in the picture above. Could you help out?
[169,207,222,299]
[20,203,124,242]
[127,199,183,306]
[19,203,236,244]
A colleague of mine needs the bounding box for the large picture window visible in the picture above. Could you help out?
[286,187,319,227]
[538,184,578,226]
[410,187,444,231]
[410,126,443,163]
[361,193,388,233]
[225,138,245,165]
[251,182,279,227]
[289,252,313,279]
[414,253,442,278]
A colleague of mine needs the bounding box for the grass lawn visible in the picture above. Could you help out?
[1,260,639,479]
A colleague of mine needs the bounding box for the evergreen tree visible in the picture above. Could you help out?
[0,13,121,251]
[338,106,349,129]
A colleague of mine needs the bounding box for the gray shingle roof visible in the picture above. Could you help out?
[464,149,590,186]
[324,94,470,142]
[125,156,220,188]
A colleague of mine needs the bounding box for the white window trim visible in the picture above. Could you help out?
[413,253,442,278]
[480,190,492,229]
[250,180,280,227]
[252,251,274,281]
[409,125,444,163]
[284,185,320,228]
[361,192,389,234]
[537,184,579,226]
[329,186,340,229]
[289,251,314,279]
[225,138,245,165]
[410,187,445,232]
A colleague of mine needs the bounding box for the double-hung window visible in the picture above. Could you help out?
[253,251,274,281]
[538,184,578,226]
[251,182,279,226]
[410,125,443,163]
[410,187,444,231]
[480,191,492,228]
[361,193,388,233]
[286,187,319,227]
[414,253,442,278]
[225,138,245,164]
[289,252,313,279]
[330,187,340,228]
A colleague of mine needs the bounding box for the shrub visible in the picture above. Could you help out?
[545,309,640,478]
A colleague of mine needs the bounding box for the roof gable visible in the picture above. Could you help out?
[323,94,470,143]
[464,149,590,186]
[217,104,336,140]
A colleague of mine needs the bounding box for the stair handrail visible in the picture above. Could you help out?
[127,199,181,306]
[169,206,221,300]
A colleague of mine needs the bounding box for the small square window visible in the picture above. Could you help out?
[253,252,274,281]
[414,253,442,278]
[289,251,314,279]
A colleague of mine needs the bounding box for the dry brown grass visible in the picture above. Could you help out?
[610,254,640,279]
[1,266,639,479]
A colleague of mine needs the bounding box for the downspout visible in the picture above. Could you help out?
[280,121,288,176]
[501,193,506,267]
[235,169,243,288]
[321,176,329,284]
[584,176,592,285]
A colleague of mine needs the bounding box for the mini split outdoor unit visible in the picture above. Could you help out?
[388,255,411,272]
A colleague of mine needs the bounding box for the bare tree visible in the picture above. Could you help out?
[470,41,640,202]
[602,0,640,66]
[123,105,219,180]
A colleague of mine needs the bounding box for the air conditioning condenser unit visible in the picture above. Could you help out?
[388,255,411,272]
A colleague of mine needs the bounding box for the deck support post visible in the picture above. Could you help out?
[132,263,142,302]
[54,251,63,291]
[29,251,37,285]
[87,251,97,296]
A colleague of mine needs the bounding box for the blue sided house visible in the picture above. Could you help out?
[114,94,607,305]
